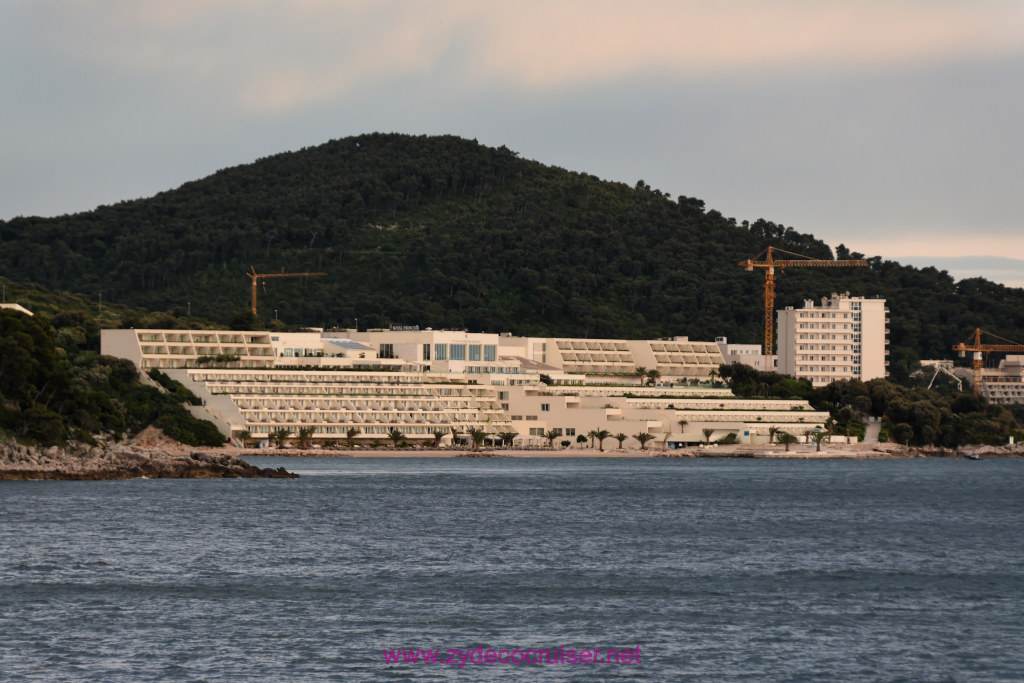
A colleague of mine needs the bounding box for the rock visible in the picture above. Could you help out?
[0,439,298,480]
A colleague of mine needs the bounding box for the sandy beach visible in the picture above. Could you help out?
[225,442,1023,460]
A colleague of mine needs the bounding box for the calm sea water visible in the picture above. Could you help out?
[2,457,1023,681]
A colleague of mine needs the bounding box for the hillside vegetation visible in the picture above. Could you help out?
[2,133,1023,379]
[0,306,223,447]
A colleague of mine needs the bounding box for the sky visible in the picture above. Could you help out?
[2,1,1022,287]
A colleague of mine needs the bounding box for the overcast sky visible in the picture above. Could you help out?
[2,1,1022,286]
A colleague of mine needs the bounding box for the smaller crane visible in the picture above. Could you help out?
[952,328,1024,395]
[247,267,326,317]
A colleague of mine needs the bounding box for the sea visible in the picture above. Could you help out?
[1,457,1022,682]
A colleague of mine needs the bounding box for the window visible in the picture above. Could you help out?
[434,344,447,360]
[422,344,430,361]
[541,403,550,411]
[498,391,509,400]
[529,428,544,436]
[449,344,466,360]
[469,345,481,361]
[379,343,395,359]
[566,427,576,436]
[484,345,497,361]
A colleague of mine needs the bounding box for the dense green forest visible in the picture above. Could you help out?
[0,303,223,447]
[719,363,1023,447]
[2,133,1023,380]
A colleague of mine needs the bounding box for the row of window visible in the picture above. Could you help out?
[425,344,498,362]
[528,427,578,437]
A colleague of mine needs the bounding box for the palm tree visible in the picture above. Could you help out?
[595,429,611,451]
[811,429,830,452]
[498,431,518,447]
[345,427,361,448]
[297,426,316,449]
[545,429,559,449]
[646,368,661,386]
[633,432,653,450]
[432,430,447,448]
[467,427,487,452]
[270,428,291,449]
[768,426,780,445]
[777,431,799,452]
[614,432,628,449]
[450,426,462,448]
[236,429,252,448]
[702,428,714,445]
[677,419,688,438]
[587,429,599,448]
[634,366,648,384]
[388,428,405,448]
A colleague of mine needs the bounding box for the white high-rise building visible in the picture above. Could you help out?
[777,293,888,386]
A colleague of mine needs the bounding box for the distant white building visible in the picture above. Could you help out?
[979,355,1024,405]
[777,293,888,387]
[716,337,775,372]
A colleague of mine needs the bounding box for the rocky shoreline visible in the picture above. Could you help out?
[655,442,1024,459]
[0,439,298,480]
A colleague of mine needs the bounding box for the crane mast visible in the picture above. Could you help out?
[739,246,869,362]
[248,266,327,316]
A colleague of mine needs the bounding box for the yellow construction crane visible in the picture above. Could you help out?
[248,266,326,316]
[739,246,868,358]
[952,328,1024,395]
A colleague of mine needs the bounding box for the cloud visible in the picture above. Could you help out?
[28,1,1024,113]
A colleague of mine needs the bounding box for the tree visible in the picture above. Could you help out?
[634,366,648,383]
[270,427,291,448]
[777,431,799,451]
[450,426,462,448]
[297,426,316,449]
[432,429,447,448]
[811,429,830,452]
[633,432,653,450]
[767,426,780,445]
[576,434,588,447]
[388,428,405,448]
[345,426,361,447]
[545,429,559,448]
[467,427,487,451]
[892,422,914,446]
[595,429,611,451]
[236,429,252,448]
[614,432,628,449]
[646,369,661,386]
[587,429,599,448]
[677,419,688,435]
[702,428,714,444]
[498,431,518,447]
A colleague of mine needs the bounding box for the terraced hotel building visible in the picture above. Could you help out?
[101,328,829,449]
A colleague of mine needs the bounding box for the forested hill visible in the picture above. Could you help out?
[2,132,1022,377]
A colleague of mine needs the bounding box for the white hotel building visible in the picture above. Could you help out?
[777,294,889,387]
[101,327,829,448]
